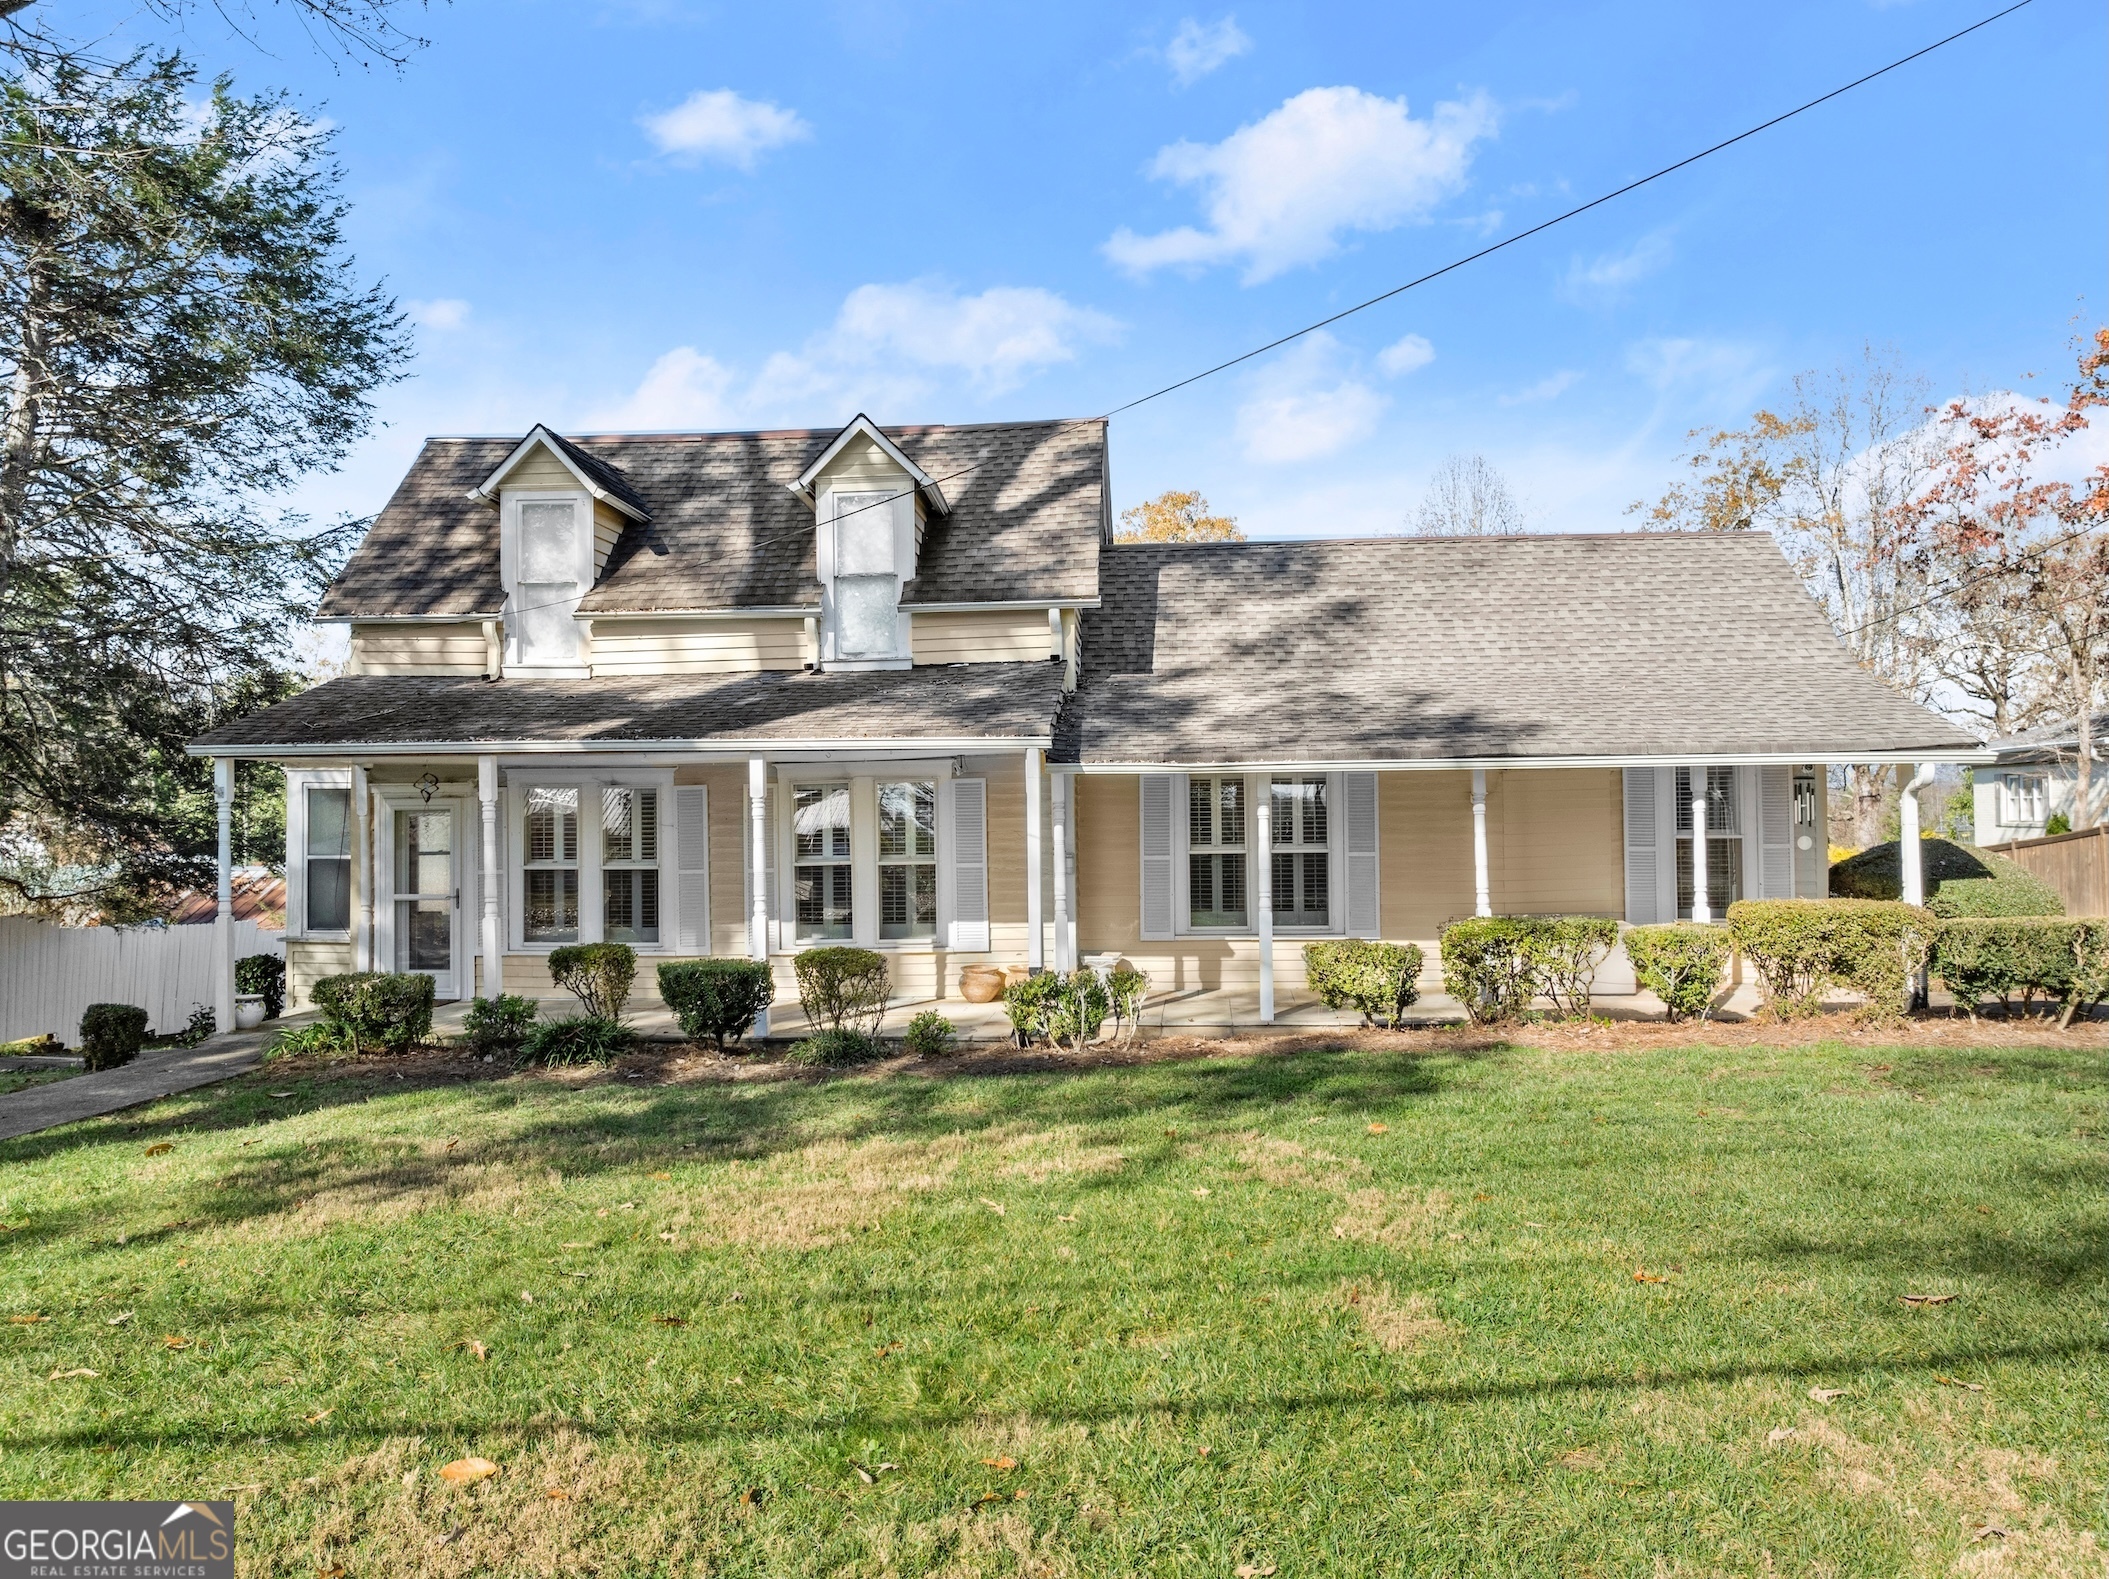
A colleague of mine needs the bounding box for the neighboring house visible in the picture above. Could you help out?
[1972,710,2109,844]
[188,414,1986,1024]
[165,867,285,928]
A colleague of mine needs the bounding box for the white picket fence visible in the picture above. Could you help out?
[0,917,283,1046]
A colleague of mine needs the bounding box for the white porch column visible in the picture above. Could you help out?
[352,764,373,970]
[1470,769,1492,918]
[1050,770,1071,972]
[748,755,769,1038]
[1025,746,1044,972]
[1255,777,1275,1023]
[1690,765,1711,924]
[1899,763,1936,906]
[212,758,235,1034]
[478,755,501,1002]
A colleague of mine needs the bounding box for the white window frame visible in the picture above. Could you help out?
[504,768,677,953]
[284,768,354,942]
[499,488,594,678]
[599,785,665,947]
[1268,774,1335,929]
[775,761,955,950]
[2002,773,2048,828]
[1171,771,1346,939]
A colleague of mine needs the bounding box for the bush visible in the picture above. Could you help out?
[1624,924,1733,1022]
[547,943,638,1020]
[1044,971,1110,1051]
[903,1010,957,1057]
[463,994,538,1054]
[785,1028,883,1066]
[795,947,890,1037]
[1000,971,1064,1042]
[236,954,286,1019]
[267,1019,351,1058]
[1105,966,1150,1043]
[1528,918,1621,1018]
[658,960,775,1050]
[1830,838,2063,919]
[1932,918,2109,1025]
[1303,940,1424,1028]
[521,1015,634,1066]
[78,1003,148,1071]
[311,971,435,1053]
[1726,899,1935,1020]
[2044,811,2072,836]
[1437,917,1618,1023]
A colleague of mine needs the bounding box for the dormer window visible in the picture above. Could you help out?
[833,490,905,659]
[517,497,583,667]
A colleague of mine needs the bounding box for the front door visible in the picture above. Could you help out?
[391,803,461,1000]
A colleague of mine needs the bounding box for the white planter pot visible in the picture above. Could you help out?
[234,995,267,1032]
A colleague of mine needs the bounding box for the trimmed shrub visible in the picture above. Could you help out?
[1624,924,1733,1022]
[78,1003,148,1071]
[785,1028,883,1067]
[1932,918,2109,1024]
[463,994,538,1054]
[903,1010,957,1058]
[1726,899,1935,1020]
[311,971,435,1052]
[1830,838,2063,919]
[2044,811,2072,837]
[521,1015,634,1066]
[1530,917,1621,1018]
[236,954,286,1019]
[795,947,890,1037]
[658,960,775,1050]
[1438,917,1618,1023]
[1105,966,1150,1043]
[1001,971,1064,1043]
[547,943,638,1020]
[1044,971,1110,1052]
[1303,939,1424,1028]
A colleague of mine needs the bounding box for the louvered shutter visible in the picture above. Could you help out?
[763,782,778,952]
[674,785,708,951]
[1759,765,1793,899]
[1624,768,1661,924]
[1139,774,1175,940]
[1342,771,1380,937]
[947,777,989,951]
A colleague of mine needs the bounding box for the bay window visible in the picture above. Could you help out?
[794,782,854,940]
[878,780,937,940]
[1270,776,1330,926]
[1675,766,1743,918]
[1188,775,1247,928]
[523,786,580,943]
[602,787,660,944]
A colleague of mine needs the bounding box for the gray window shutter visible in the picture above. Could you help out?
[1343,771,1380,937]
[947,777,989,950]
[674,785,708,951]
[1140,774,1175,940]
[764,782,778,953]
[1623,767,1660,924]
[1759,765,1793,899]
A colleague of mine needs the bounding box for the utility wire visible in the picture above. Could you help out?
[1836,514,2109,637]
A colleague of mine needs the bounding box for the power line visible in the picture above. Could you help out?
[1838,514,2109,637]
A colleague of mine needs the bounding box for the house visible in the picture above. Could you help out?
[187,414,1988,1029]
[1971,709,2108,844]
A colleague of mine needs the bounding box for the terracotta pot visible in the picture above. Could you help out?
[958,966,1007,1004]
[1003,965,1033,988]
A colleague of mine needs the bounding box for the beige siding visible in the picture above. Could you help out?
[1378,771,1478,940]
[502,443,577,492]
[912,609,1052,665]
[593,500,626,577]
[590,618,805,676]
[1490,768,1624,917]
[285,939,353,1012]
[819,435,909,490]
[350,624,487,676]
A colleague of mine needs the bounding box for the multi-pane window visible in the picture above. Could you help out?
[1270,776,1330,925]
[794,782,853,940]
[878,780,937,940]
[523,786,580,943]
[602,787,660,945]
[1675,766,1742,917]
[833,492,898,658]
[304,786,352,933]
[516,499,579,664]
[2003,773,2048,826]
[1188,775,1247,928]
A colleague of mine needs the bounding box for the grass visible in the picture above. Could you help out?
[0,1037,2103,1577]
[0,1067,81,1097]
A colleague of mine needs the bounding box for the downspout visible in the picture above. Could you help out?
[1899,762,1937,1011]
[481,619,503,681]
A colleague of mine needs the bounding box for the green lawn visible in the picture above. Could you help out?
[0,1067,81,1097]
[1,1038,2103,1577]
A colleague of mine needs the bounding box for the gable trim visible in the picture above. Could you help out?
[788,413,952,516]
[467,426,651,522]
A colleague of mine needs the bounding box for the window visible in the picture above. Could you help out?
[832,491,898,658]
[305,786,351,933]
[794,782,853,940]
[2003,774,2048,826]
[878,780,937,940]
[601,787,660,945]
[523,786,580,943]
[1188,775,1247,928]
[1270,776,1330,925]
[1675,766,1742,917]
[516,498,579,664]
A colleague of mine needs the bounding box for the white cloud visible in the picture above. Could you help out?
[1104,86,1498,283]
[1165,15,1250,86]
[640,89,812,169]
[593,346,739,430]
[1234,332,1388,464]
[406,298,470,332]
[1500,369,1581,405]
[1561,230,1674,301]
[1377,332,1435,376]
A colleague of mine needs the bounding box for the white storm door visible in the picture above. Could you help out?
[383,799,464,1000]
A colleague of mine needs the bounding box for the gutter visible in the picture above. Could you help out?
[1066,748,1996,773]
[185,733,1057,761]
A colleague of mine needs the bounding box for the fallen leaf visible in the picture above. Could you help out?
[163,1335,193,1350]
[564,1271,590,1280]
[1633,1270,1668,1284]
[144,1143,173,1157]
[1901,1293,1957,1306]
[1367,1123,1388,1135]
[874,1340,902,1358]
[1191,1187,1210,1198]
[438,1457,499,1485]
[318,1566,345,1578]
[269,1092,294,1098]
[1808,1387,1845,1403]
[1766,1426,1796,1444]
[48,1368,98,1380]
[519,1291,533,1304]
[560,1242,591,1249]
[305,1409,333,1423]
[175,1258,190,1268]
[106,1311,132,1326]
[979,1198,1006,1215]
[1164,1128,1177,1137]
[738,1487,763,1506]
[1196,1446,1211,1459]
[981,1456,1018,1471]
[652,1171,671,1180]
[1473,1192,1491,1201]
[1974,1522,2010,1542]
[1236,1566,1279,1578]
[1525,1220,1546,1228]
[9,1314,46,1324]
[1012,1488,1029,1501]
[651,1316,686,1328]
[545,1488,570,1501]
[1055,1213,1077,1223]
[1935,1376,1986,1392]
[219,1483,265,1494]
[617,1201,637,1211]
[850,1462,876,1484]
[658,1231,678,1242]
[971,1492,1004,1508]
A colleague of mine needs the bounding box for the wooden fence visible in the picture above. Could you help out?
[1999,825,2109,918]
[0,917,282,1046]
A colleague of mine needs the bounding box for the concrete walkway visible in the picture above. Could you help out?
[0,1026,280,1143]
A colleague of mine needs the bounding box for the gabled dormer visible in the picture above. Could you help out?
[789,415,952,670]
[469,425,651,678]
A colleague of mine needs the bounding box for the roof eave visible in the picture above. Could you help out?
[788,413,952,517]
[466,425,652,522]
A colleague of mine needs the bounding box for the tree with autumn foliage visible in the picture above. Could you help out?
[1116,489,1244,544]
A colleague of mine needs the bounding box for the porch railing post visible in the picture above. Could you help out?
[1471,769,1491,918]
[1256,777,1274,1023]
[748,755,769,1038]
[1690,765,1711,924]
[478,755,501,1002]
[1025,747,1044,972]
[213,757,235,1035]
[1050,770,1071,973]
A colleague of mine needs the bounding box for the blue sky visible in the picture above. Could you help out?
[89,0,2105,540]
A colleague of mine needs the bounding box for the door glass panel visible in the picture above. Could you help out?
[396,899,451,971]
[393,809,453,974]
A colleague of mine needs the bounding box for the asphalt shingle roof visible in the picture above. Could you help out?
[1987,708,2109,762]
[316,419,1106,620]
[192,663,1068,752]
[1057,533,1984,765]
